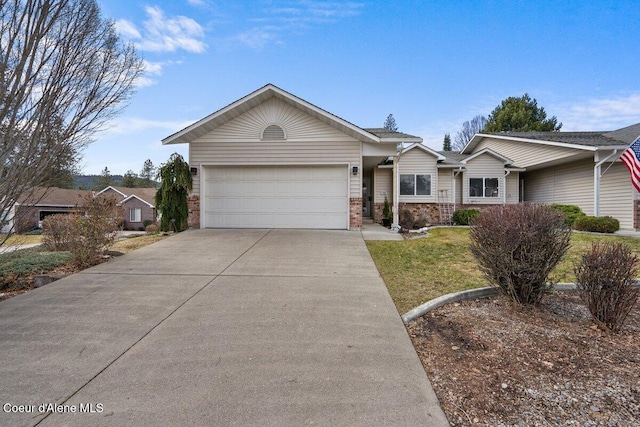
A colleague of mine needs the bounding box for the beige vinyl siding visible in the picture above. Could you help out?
[476,138,583,168]
[190,97,361,197]
[454,174,462,205]
[373,168,392,204]
[437,169,454,202]
[506,172,519,204]
[600,162,634,230]
[463,153,505,205]
[524,158,595,215]
[398,149,437,203]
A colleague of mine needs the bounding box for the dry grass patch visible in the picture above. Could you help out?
[110,234,168,253]
[1,234,43,246]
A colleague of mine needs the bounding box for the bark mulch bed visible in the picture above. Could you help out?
[407,291,640,427]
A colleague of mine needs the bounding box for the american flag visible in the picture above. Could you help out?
[620,135,640,193]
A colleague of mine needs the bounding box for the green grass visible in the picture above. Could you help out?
[366,228,640,314]
[0,248,71,290]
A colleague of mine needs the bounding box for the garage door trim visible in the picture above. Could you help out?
[199,162,352,229]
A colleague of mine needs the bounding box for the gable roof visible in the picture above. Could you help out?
[402,143,445,160]
[96,186,157,207]
[463,122,638,154]
[365,128,423,143]
[461,148,513,165]
[163,84,388,145]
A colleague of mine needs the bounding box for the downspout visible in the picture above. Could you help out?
[594,149,619,216]
[503,170,511,205]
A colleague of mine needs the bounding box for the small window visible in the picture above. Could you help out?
[130,208,141,222]
[262,125,286,140]
[400,174,431,196]
[469,177,499,198]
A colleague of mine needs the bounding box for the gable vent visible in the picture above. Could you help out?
[262,125,286,140]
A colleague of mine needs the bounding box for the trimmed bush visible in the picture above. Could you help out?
[469,203,571,304]
[575,242,639,333]
[143,219,153,228]
[452,209,479,226]
[573,215,619,233]
[145,224,158,234]
[550,204,585,227]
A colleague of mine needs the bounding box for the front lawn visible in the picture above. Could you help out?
[367,227,640,314]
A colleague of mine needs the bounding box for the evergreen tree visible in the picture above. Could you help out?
[383,114,398,132]
[121,170,138,187]
[443,133,452,151]
[94,167,113,190]
[140,159,156,187]
[155,153,193,232]
[484,94,562,132]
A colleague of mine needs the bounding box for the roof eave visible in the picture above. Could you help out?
[162,84,381,145]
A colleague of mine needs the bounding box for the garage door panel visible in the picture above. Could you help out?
[204,166,348,229]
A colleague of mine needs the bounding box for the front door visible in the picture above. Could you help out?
[362,177,371,217]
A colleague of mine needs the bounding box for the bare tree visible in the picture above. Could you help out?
[453,115,488,151]
[0,0,142,243]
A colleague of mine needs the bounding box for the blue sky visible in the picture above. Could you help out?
[83,0,640,175]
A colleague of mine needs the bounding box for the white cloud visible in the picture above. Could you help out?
[187,0,207,6]
[101,117,197,137]
[235,1,364,49]
[115,6,206,53]
[554,94,640,131]
[236,27,282,49]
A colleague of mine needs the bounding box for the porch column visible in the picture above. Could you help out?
[392,155,399,226]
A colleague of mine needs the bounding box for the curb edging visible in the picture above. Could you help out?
[401,283,579,324]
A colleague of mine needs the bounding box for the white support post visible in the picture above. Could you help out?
[392,155,399,226]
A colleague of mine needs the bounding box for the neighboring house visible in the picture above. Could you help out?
[162,84,640,231]
[1,187,91,233]
[95,186,157,230]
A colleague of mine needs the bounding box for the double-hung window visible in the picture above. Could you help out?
[129,208,142,223]
[400,174,431,196]
[469,178,499,198]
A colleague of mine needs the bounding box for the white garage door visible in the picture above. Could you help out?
[204,165,349,229]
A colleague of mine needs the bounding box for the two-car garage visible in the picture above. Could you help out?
[202,165,349,229]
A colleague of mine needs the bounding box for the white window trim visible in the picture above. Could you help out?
[400,173,432,196]
[130,208,142,222]
[469,177,500,198]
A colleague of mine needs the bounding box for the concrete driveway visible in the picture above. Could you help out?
[0,229,448,426]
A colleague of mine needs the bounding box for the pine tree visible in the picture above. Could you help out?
[121,170,138,187]
[383,114,398,132]
[94,167,113,190]
[443,134,452,151]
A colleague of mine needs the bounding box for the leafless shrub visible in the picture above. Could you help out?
[41,194,122,267]
[42,214,76,251]
[145,224,158,234]
[575,242,640,333]
[470,203,571,304]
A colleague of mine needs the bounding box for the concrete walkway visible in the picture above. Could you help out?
[0,229,448,426]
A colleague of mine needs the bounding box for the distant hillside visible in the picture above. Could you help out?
[73,175,123,190]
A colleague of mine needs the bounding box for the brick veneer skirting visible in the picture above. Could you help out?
[187,195,200,228]
[350,197,362,230]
